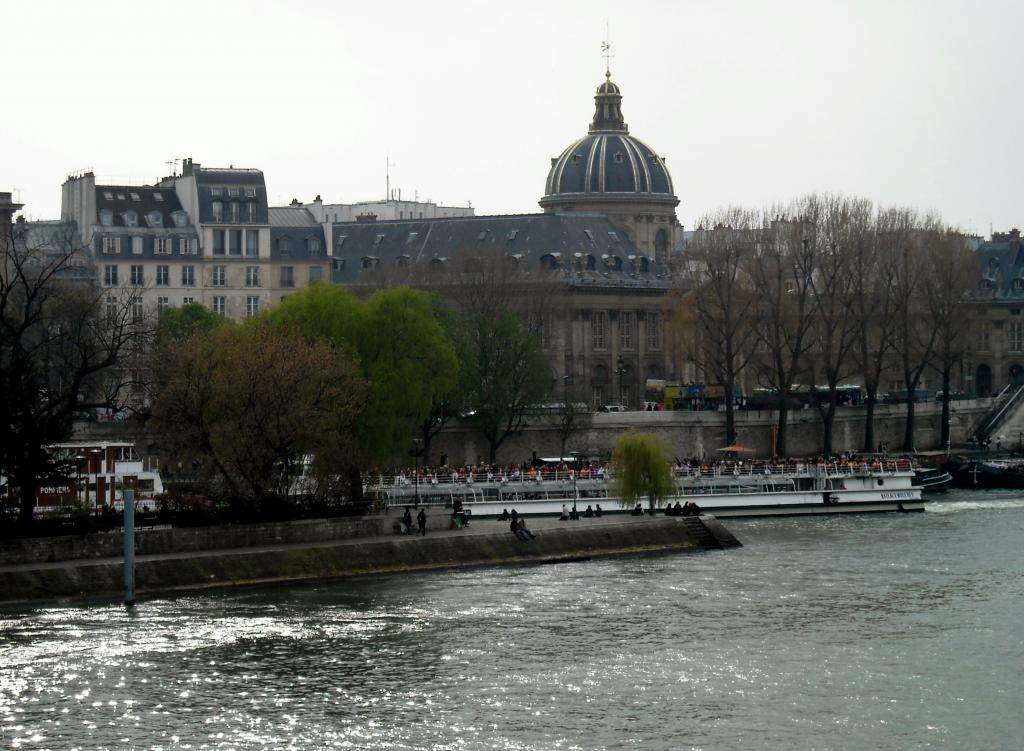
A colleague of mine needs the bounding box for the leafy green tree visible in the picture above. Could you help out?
[459,309,550,463]
[156,302,224,343]
[150,320,365,513]
[611,429,676,513]
[267,285,458,501]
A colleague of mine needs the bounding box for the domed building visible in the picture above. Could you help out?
[541,72,680,264]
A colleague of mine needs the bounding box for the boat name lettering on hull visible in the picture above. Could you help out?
[880,491,915,500]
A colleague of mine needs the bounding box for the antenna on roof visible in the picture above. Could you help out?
[386,155,395,202]
[164,158,180,177]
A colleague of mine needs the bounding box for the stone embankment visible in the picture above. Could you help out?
[0,513,740,607]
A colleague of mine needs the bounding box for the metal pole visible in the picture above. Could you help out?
[123,488,135,608]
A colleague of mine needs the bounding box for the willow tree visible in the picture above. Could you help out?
[611,429,675,513]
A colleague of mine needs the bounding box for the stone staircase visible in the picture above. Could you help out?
[679,516,723,550]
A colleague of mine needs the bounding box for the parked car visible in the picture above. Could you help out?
[601,404,628,413]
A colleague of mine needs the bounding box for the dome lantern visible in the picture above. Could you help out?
[590,72,627,134]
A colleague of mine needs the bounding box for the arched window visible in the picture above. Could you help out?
[539,253,560,270]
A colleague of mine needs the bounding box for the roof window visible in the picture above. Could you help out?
[507,229,519,243]
[477,230,488,241]
[583,229,595,243]
[336,235,348,248]
[153,192,164,202]
[614,152,624,164]
[407,232,419,244]
[130,192,141,202]
[374,234,385,247]
[103,191,113,200]
[116,193,126,201]
[608,231,619,242]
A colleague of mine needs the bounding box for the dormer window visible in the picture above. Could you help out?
[307,237,321,254]
[210,187,222,197]
[246,201,257,223]
[245,187,257,198]
[171,210,188,228]
[614,152,624,164]
[980,279,995,291]
[146,210,163,228]
[361,256,379,269]
[211,201,223,222]
[122,210,138,227]
[229,202,240,223]
[227,187,240,198]
[99,209,113,227]
[539,253,560,270]
[278,237,291,254]
[1013,278,1024,291]
[396,254,411,267]
[571,154,581,164]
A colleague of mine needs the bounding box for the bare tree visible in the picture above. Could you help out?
[671,208,760,446]
[1,222,152,524]
[887,209,940,451]
[924,228,979,449]
[806,195,873,455]
[749,205,819,457]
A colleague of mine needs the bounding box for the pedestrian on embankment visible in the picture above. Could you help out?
[417,508,427,536]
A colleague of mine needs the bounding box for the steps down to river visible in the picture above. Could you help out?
[679,517,724,550]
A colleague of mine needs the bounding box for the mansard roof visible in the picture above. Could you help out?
[329,212,671,289]
[94,185,188,229]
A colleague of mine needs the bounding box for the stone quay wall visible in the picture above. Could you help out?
[0,517,737,606]
[430,400,991,465]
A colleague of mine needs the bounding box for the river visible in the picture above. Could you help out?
[2,489,1022,750]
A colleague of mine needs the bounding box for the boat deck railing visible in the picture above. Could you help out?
[365,458,915,492]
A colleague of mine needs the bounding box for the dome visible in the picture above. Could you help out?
[541,74,677,207]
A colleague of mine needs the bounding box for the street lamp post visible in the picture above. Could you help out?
[411,437,422,508]
[614,356,625,408]
[570,451,579,518]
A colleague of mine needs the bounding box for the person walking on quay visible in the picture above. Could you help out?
[417,508,427,536]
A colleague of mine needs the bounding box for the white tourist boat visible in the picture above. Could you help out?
[368,459,924,518]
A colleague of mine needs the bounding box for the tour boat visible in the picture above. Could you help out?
[368,458,925,518]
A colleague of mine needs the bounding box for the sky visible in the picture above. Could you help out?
[2,0,1022,235]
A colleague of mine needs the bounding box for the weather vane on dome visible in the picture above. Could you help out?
[601,24,614,78]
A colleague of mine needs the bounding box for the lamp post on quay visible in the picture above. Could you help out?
[411,437,422,508]
[570,450,580,518]
[614,356,626,408]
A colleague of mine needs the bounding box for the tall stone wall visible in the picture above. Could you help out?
[430,400,990,465]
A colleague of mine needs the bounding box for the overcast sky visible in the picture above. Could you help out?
[3,0,1021,235]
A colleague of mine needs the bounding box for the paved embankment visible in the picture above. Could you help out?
[0,514,740,607]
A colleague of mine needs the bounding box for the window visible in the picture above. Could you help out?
[539,313,553,349]
[227,187,239,198]
[278,236,291,254]
[407,232,420,244]
[614,152,624,164]
[308,237,321,254]
[246,231,259,257]
[212,265,226,287]
[103,191,113,200]
[154,238,170,255]
[210,187,222,197]
[130,192,141,202]
[583,229,595,243]
[104,265,119,286]
[123,211,138,227]
[146,211,163,227]
[211,200,223,222]
[131,237,143,255]
[153,193,164,202]
[646,312,662,350]
[131,296,143,323]
[229,202,240,223]
[181,265,195,286]
[1007,320,1024,353]
[506,230,518,243]
[102,236,120,254]
[157,296,169,313]
[106,295,118,320]
[171,211,188,228]
[361,256,378,270]
[335,235,347,249]
[245,266,260,287]
[212,230,225,256]
[99,209,114,227]
[246,296,260,317]
[309,266,323,283]
[620,311,635,349]
[592,311,607,350]
[280,266,294,287]
[245,187,256,198]
[213,296,226,317]
[608,231,619,243]
[374,234,385,247]
[978,321,992,351]
[247,201,257,223]
[229,230,242,256]
[182,296,195,305]
[180,238,196,255]
[156,265,169,286]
